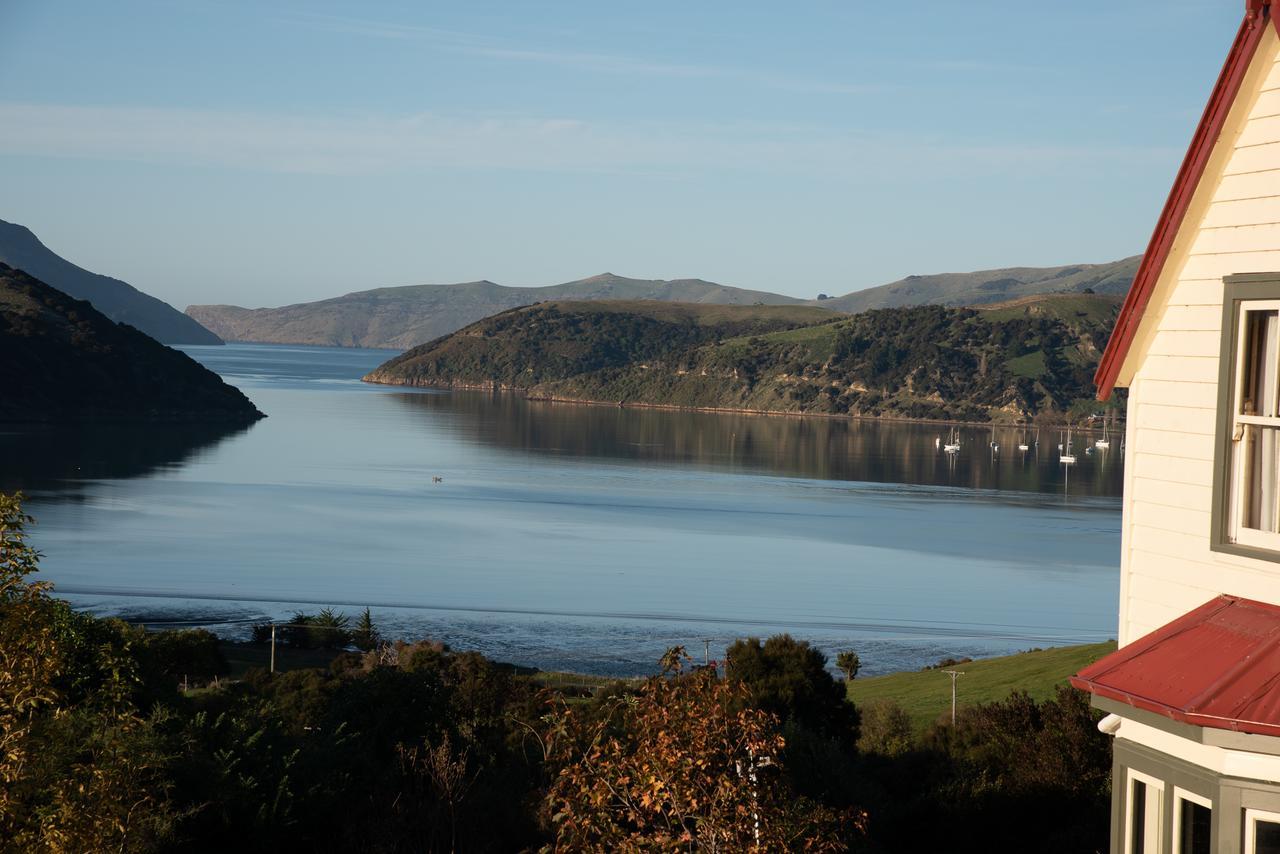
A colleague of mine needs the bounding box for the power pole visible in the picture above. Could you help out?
[942,669,964,725]
[270,624,277,674]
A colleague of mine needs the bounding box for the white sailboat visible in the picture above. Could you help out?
[943,427,960,454]
[1060,428,1077,464]
[1095,420,1111,450]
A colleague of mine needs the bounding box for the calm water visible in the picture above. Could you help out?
[0,344,1123,676]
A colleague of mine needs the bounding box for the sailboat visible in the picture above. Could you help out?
[1060,428,1077,464]
[943,427,960,454]
[1017,425,1029,452]
[1095,420,1111,450]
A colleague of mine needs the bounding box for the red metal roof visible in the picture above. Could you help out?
[1095,4,1276,400]
[1071,595,1280,737]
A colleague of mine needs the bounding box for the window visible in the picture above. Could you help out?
[1126,769,1164,854]
[1245,808,1280,854]
[1212,277,1280,559]
[1173,787,1211,854]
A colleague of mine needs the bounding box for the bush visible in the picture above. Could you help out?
[857,700,912,756]
[726,634,859,740]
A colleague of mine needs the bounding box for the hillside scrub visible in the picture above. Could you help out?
[366,296,1124,423]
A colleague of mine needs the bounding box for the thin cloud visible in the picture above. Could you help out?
[287,11,883,96]
[0,102,1176,181]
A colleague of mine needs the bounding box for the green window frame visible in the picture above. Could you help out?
[1211,274,1280,562]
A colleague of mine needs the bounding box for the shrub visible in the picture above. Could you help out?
[856,700,912,756]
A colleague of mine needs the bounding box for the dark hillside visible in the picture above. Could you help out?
[365,294,1122,422]
[364,300,836,389]
[0,218,222,345]
[0,264,261,420]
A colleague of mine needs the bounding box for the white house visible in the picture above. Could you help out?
[1072,3,1280,852]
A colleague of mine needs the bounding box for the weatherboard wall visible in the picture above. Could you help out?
[1120,24,1280,646]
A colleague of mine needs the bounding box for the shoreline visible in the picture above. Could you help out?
[362,374,1123,432]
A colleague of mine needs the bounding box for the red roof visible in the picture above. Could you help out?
[1095,3,1277,400]
[1071,595,1280,737]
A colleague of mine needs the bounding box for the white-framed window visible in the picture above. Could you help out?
[1244,807,1280,854]
[1226,300,1280,549]
[1172,786,1211,854]
[1125,768,1165,854]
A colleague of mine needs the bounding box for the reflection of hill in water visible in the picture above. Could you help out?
[0,419,254,498]
[389,391,1124,498]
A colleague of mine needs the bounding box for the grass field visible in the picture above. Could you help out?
[846,641,1116,732]
[218,641,343,679]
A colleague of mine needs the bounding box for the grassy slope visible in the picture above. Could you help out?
[846,641,1117,732]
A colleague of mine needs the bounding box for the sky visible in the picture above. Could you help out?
[0,1,1245,309]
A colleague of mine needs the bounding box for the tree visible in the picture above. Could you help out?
[543,666,861,851]
[0,492,178,850]
[835,650,860,683]
[726,635,859,740]
[284,607,351,649]
[352,607,381,652]
[856,700,912,756]
[0,491,57,837]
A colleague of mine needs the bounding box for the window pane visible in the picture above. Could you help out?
[1131,780,1146,854]
[1257,819,1280,854]
[1239,425,1280,533]
[1241,310,1280,417]
[1178,799,1210,854]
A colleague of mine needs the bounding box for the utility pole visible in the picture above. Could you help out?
[942,669,964,725]
[270,624,277,674]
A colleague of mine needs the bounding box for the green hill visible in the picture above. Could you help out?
[847,641,1117,732]
[364,300,835,387]
[366,293,1122,422]
[817,255,1139,313]
[0,263,262,421]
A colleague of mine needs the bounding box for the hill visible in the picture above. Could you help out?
[0,218,222,345]
[847,641,1117,732]
[187,273,808,350]
[814,255,1140,313]
[364,300,835,386]
[365,293,1122,422]
[187,257,1137,351]
[0,264,262,420]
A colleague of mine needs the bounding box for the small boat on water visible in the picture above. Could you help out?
[943,427,960,454]
[1060,428,1077,464]
[1095,421,1111,450]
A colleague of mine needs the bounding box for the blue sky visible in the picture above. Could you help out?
[0,1,1243,308]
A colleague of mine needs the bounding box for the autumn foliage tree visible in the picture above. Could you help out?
[0,492,179,852]
[542,649,863,851]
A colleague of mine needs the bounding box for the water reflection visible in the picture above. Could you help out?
[0,419,254,500]
[387,391,1124,498]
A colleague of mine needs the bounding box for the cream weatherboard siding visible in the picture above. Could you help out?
[1118,26,1280,646]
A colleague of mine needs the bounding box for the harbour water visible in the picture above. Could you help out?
[0,344,1122,676]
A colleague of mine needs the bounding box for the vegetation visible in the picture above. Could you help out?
[0,264,262,421]
[366,294,1126,422]
[835,650,861,682]
[1,492,1115,852]
[847,641,1117,732]
[366,300,835,389]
